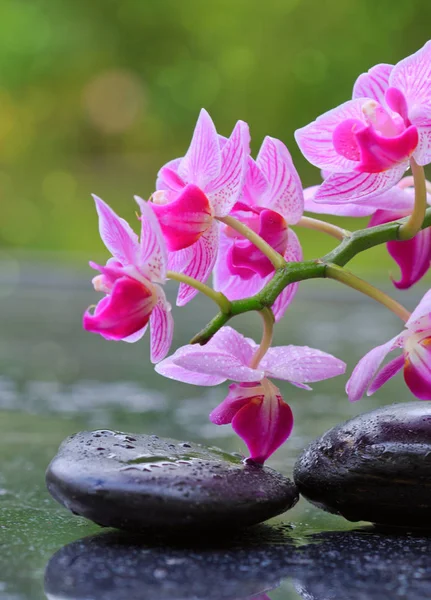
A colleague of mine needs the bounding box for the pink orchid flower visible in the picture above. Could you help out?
[152,109,250,306]
[213,137,304,321]
[304,177,431,289]
[83,195,173,363]
[295,41,431,203]
[347,289,431,401]
[155,327,346,463]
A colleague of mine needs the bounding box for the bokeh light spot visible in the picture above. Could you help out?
[83,69,146,134]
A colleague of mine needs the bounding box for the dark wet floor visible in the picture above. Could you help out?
[0,258,430,599]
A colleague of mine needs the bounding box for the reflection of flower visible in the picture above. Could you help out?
[156,327,345,463]
[83,195,173,363]
[347,289,431,401]
[153,108,250,305]
[295,41,431,202]
[214,137,304,321]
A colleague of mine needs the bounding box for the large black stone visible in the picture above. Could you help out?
[46,430,298,532]
[294,402,431,527]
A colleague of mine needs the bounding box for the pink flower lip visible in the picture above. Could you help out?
[83,275,157,341]
[151,183,213,252]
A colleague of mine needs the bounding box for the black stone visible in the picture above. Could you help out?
[46,430,298,532]
[294,402,431,527]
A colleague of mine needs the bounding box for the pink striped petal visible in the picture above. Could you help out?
[149,288,174,363]
[178,109,221,189]
[413,125,431,166]
[346,335,402,402]
[205,326,257,364]
[209,383,261,425]
[256,137,304,224]
[156,158,182,191]
[155,345,226,386]
[83,276,156,341]
[174,349,264,382]
[243,156,269,206]
[353,63,393,105]
[304,185,377,216]
[404,332,431,400]
[406,289,431,329]
[208,120,250,217]
[271,229,302,321]
[368,354,404,395]
[294,98,368,172]
[261,345,345,384]
[390,41,431,123]
[176,221,219,306]
[232,389,294,463]
[315,164,407,203]
[92,195,139,266]
[135,196,168,283]
[150,184,213,252]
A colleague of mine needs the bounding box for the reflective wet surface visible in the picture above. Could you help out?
[0,258,430,599]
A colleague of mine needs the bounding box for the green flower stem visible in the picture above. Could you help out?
[249,307,275,369]
[325,264,410,322]
[191,207,431,345]
[296,216,349,240]
[166,270,231,314]
[398,158,427,240]
[216,215,286,269]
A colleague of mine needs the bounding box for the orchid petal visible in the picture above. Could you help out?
[135,196,168,283]
[92,195,139,266]
[304,185,377,216]
[209,383,261,425]
[83,276,156,341]
[256,137,304,224]
[390,41,431,123]
[205,326,257,364]
[315,164,407,203]
[367,354,404,395]
[208,120,250,217]
[156,158,183,191]
[353,64,393,106]
[346,335,402,401]
[174,349,264,382]
[404,341,431,400]
[413,125,431,166]
[232,392,294,463]
[354,124,418,173]
[149,287,174,363]
[387,228,431,289]
[271,229,303,321]
[123,323,149,343]
[155,345,226,386]
[294,98,369,172]
[150,184,212,252]
[406,289,431,329]
[178,109,221,188]
[243,156,269,206]
[261,345,346,384]
[176,221,219,306]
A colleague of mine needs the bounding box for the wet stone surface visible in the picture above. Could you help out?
[294,402,431,528]
[46,430,299,532]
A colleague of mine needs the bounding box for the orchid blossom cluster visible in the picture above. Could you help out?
[84,41,431,464]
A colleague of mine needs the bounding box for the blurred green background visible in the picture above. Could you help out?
[0,0,431,270]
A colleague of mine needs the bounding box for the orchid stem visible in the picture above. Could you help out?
[398,158,427,240]
[250,307,274,369]
[216,215,286,270]
[166,270,231,314]
[297,216,349,240]
[325,264,410,322]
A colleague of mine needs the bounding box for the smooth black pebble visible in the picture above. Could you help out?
[294,402,431,528]
[46,430,298,532]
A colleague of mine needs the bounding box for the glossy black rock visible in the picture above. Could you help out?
[294,402,431,527]
[46,430,298,532]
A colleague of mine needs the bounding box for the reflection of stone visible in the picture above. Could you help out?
[44,525,295,600]
[46,430,298,532]
[293,529,431,600]
[294,402,431,527]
